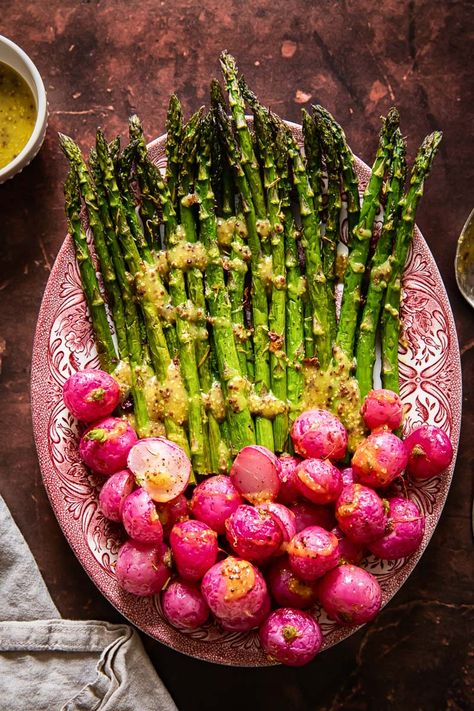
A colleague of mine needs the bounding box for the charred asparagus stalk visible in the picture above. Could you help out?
[356,128,407,397]
[64,170,118,373]
[313,104,360,244]
[115,142,150,256]
[213,88,275,450]
[210,81,254,382]
[59,135,129,362]
[275,127,305,424]
[253,105,289,452]
[178,113,230,473]
[60,135,151,436]
[165,94,183,210]
[313,108,341,342]
[286,128,332,369]
[140,127,210,475]
[128,114,162,248]
[219,57,277,449]
[195,117,256,454]
[94,129,190,454]
[381,130,442,392]
[336,108,400,360]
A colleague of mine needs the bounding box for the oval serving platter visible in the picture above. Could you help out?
[31,124,461,666]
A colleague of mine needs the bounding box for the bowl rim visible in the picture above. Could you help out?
[0,34,48,180]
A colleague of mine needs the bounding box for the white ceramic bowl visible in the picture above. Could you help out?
[0,35,48,183]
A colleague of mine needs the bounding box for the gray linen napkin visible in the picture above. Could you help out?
[0,497,178,711]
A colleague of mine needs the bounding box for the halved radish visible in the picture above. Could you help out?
[230,445,281,504]
[127,437,191,503]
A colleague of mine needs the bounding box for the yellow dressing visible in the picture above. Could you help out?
[302,347,367,452]
[147,470,174,489]
[160,361,189,425]
[248,389,286,419]
[222,558,256,602]
[112,360,132,399]
[0,62,36,169]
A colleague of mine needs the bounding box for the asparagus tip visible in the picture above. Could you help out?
[385,106,401,131]
[58,131,75,151]
[210,78,223,103]
[95,128,108,151]
[219,50,239,78]
[168,94,182,111]
[128,114,145,143]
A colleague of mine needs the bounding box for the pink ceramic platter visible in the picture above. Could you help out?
[31,122,461,666]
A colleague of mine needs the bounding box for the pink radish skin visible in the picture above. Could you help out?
[63,369,120,422]
[230,445,281,504]
[291,409,348,461]
[99,470,135,522]
[352,431,408,488]
[218,592,271,632]
[259,608,323,667]
[318,564,382,624]
[287,526,340,581]
[335,483,388,545]
[277,455,302,504]
[156,494,189,539]
[289,501,336,533]
[80,417,138,476]
[331,526,364,564]
[361,389,404,431]
[295,458,343,505]
[127,437,191,503]
[341,467,357,487]
[162,580,209,630]
[122,488,164,545]
[256,502,297,544]
[225,505,283,562]
[201,557,270,632]
[115,540,171,596]
[170,520,218,582]
[267,558,319,609]
[404,425,454,479]
[368,497,425,559]
[190,475,243,534]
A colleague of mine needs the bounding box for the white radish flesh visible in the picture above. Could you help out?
[127,437,191,503]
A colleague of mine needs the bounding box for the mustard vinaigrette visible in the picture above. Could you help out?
[0,61,36,169]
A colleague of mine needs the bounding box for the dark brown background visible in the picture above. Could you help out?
[1,1,473,709]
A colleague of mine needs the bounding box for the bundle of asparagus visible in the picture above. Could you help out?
[59,52,441,477]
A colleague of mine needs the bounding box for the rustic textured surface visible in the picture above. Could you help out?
[0,1,473,709]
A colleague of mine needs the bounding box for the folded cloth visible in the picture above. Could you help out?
[0,497,178,711]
